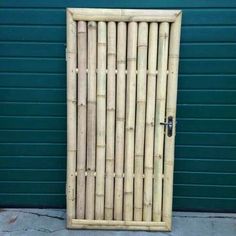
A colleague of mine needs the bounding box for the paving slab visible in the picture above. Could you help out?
[0,209,235,236]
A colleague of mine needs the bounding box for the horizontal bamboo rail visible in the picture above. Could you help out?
[75,69,169,74]
[70,8,181,22]
[71,219,168,231]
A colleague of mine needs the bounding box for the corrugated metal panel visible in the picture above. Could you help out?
[0,0,236,212]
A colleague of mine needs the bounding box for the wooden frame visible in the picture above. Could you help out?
[66,8,182,231]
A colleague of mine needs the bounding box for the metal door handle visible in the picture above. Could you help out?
[160,116,173,137]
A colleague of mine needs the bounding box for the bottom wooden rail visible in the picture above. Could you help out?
[68,219,170,231]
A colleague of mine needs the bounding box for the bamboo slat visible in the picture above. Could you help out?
[77,21,87,219]
[153,22,170,222]
[95,21,107,220]
[134,22,148,221]
[66,10,77,225]
[143,22,158,222]
[114,22,127,221]
[105,21,116,220]
[86,21,97,220]
[124,22,138,221]
[163,14,182,230]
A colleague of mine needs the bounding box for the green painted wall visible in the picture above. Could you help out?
[0,0,236,212]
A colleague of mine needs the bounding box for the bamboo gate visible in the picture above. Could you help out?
[66,8,182,231]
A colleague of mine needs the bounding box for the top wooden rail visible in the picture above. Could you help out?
[68,8,181,22]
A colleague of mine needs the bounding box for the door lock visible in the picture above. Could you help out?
[160,116,173,137]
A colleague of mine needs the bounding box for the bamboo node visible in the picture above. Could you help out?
[137,100,146,104]
[98,42,106,46]
[88,101,96,105]
[124,191,133,195]
[138,44,148,48]
[126,127,134,131]
[148,72,157,77]
[105,206,113,210]
[97,144,106,148]
[78,103,86,107]
[106,172,115,178]
[144,166,153,170]
[160,33,169,39]
[108,52,116,56]
[115,173,124,178]
[117,60,126,64]
[127,57,137,61]
[86,170,96,176]
[67,99,76,104]
[144,202,152,207]
[97,94,106,98]
[107,107,115,111]
[165,161,173,166]
[146,122,154,127]
[116,117,125,122]
[135,154,144,158]
[88,21,96,28]
[169,54,179,59]
[68,149,76,153]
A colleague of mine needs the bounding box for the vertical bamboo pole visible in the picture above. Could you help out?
[114,22,127,221]
[152,22,169,222]
[163,13,182,230]
[86,21,97,220]
[96,21,107,220]
[105,21,116,220]
[143,22,158,221]
[66,10,77,226]
[124,22,137,221]
[134,22,148,221]
[77,21,87,219]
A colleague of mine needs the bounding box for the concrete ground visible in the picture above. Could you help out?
[0,209,235,236]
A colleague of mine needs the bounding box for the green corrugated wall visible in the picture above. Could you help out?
[0,0,236,212]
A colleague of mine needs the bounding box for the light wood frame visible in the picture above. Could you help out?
[66,8,182,231]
